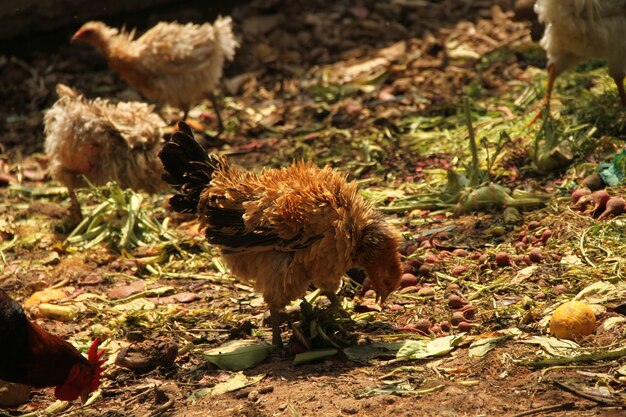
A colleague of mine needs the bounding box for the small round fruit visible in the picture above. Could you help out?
[447,294,464,309]
[430,324,442,335]
[540,229,553,243]
[417,286,435,297]
[495,252,511,267]
[457,321,475,333]
[528,248,543,263]
[549,301,596,341]
[570,188,590,204]
[450,311,465,326]
[417,264,432,277]
[452,249,468,257]
[424,254,439,264]
[400,273,418,288]
[528,221,541,230]
[414,319,431,333]
[461,304,476,319]
[451,265,468,277]
[401,263,414,274]
[403,244,418,256]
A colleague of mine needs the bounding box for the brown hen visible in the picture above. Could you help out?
[71,17,238,132]
[44,84,165,218]
[159,122,402,347]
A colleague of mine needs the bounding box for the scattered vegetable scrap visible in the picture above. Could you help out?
[2,0,626,415]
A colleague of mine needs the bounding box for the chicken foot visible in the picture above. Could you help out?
[323,291,340,306]
[269,307,284,348]
[207,92,225,134]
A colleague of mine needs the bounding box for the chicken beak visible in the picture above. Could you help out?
[70,31,81,43]
[375,291,388,306]
[80,389,90,404]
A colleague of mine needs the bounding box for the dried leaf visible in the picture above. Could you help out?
[525,335,581,357]
[24,288,68,310]
[469,329,521,358]
[109,280,145,300]
[343,342,406,362]
[188,373,264,401]
[112,298,155,312]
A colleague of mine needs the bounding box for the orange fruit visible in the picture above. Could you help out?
[549,301,596,341]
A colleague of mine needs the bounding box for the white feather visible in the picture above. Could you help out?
[536,0,626,78]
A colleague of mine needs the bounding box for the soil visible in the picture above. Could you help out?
[1,1,625,417]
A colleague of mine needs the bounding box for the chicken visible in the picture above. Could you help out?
[158,122,402,347]
[44,84,166,219]
[0,290,104,402]
[534,0,626,118]
[71,17,239,132]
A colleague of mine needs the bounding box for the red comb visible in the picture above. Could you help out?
[88,338,106,365]
[88,338,106,390]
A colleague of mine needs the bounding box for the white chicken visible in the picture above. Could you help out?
[44,84,166,218]
[535,0,626,115]
[71,17,239,132]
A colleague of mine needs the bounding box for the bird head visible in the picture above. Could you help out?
[357,220,402,305]
[71,22,118,52]
[54,338,105,403]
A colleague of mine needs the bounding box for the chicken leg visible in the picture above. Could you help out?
[528,63,556,126]
[269,307,284,348]
[68,188,83,221]
[208,92,225,134]
[613,75,626,106]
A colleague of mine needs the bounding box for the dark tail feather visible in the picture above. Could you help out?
[159,121,222,213]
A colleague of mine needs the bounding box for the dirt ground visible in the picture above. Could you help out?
[1,0,626,416]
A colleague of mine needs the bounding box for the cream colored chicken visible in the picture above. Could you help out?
[535,0,626,116]
[44,84,166,218]
[71,17,238,132]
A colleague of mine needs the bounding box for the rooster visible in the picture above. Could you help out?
[0,290,104,402]
[534,0,626,118]
[44,84,166,219]
[159,122,402,347]
[71,17,239,132]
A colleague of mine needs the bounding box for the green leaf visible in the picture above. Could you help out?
[468,329,521,358]
[203,340,271,371]
[396,335,464,360]
[292,348,338,365]
[187,372,264,401]
[599,149,626,186]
